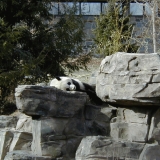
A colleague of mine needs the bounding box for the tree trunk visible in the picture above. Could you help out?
[152,1,157,53]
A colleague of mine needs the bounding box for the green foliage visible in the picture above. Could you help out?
[0,0,90,114]
[94,0,139,56]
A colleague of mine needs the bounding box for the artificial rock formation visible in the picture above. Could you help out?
[0,85,114,159]
[76,52,160,160]
[96,52,160,106]
[76,136,145,160]
[2,52,160,159]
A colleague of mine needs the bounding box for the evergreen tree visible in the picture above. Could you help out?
[0,0,89,114]
[94,0,138,56]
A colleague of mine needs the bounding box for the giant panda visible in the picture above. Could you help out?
[50,76,103,105]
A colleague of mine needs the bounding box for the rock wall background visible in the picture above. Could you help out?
[1,52,160,159]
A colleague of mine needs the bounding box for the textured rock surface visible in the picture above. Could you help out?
[96,52,160,106]
[0,116,18,129]
[0,130,13,160]
[9,131,32,151]
[16,113,32,132]
[4,150,52,160]
[148,108,160,143]
[2,52,160,159]
[15,85,88,117]
[139,143,160,160]
[31,118,83,159]
[110,107,152,142]
[75,105,160,160]
[0,85,113,160]
[76,136,145,160]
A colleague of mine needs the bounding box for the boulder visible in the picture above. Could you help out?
[85,104,116,136]
[85,104,116,121]
[0,124,32,159]
[4,150,52,160]
[76,136,145,160]
[148,108,160,143]
[0,130,13,160]
[110,107,152,142]
[31,118,84,159]
[0,116,18,129]
[15,85,88,117]
[110,122,148,142]
[16,113,32,132]
[9,131,32,151]
[139,143,160,160]
[116,107,151,124]
[96,52,160,106]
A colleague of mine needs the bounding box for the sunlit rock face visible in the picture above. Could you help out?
[96,52,160,106]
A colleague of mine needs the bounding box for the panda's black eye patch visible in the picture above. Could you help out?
[67,82,71,85]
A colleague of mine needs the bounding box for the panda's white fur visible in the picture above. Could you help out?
[50,77,76,91]
[50,76,103,105]
[50,76,86,91]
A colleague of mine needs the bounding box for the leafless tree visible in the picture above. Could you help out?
[132,0,160,53]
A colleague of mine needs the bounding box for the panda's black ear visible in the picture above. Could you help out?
[55,76,61,81]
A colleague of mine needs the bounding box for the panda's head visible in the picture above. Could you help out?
[53,76,76,91]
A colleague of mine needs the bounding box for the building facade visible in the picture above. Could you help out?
[50,1,160,54]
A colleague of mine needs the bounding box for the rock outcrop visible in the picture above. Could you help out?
[96,52,160,106]
[76,52,160,160]
[1,52,160,159]
[0,85,114,159]
[76,136,145,160]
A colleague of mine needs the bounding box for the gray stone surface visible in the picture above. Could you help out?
[110,122,148,142]
[85,105,116,136]
[15,85,88,117]
[110,107,152,142]
[139,143,160,160]
[96,52,160,106]
[16,113,32,132]
[2,63,160,160]
[0,130,13,160]
[13,85,115,159]
[85,104,116,121]
[76,136,145,160]
[4,150,52,160]
[9,131,32,151]
[148,108,160,144]
[31,118,83,159]
[0,116,18,129]
[116,107,151,124]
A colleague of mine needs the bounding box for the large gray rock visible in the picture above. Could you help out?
[15,85,88,117]
[0,116,18,129]
[110,122,148,142]
[116,107,151,124]
[4,150,52,160]
[85,105,116,136]
[139,143,160,160]
[9,131,32,151]
[148,108,160,144]
[31,118,84,159]
[76,136,145,160]
[0,130,33,160]
[110,107,152,142]
[96,52,160,106]
[0,130,13,160]
[16,113,32,132]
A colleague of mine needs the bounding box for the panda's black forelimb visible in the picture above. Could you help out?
[72,79,102,105]
[85,89,103,105]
